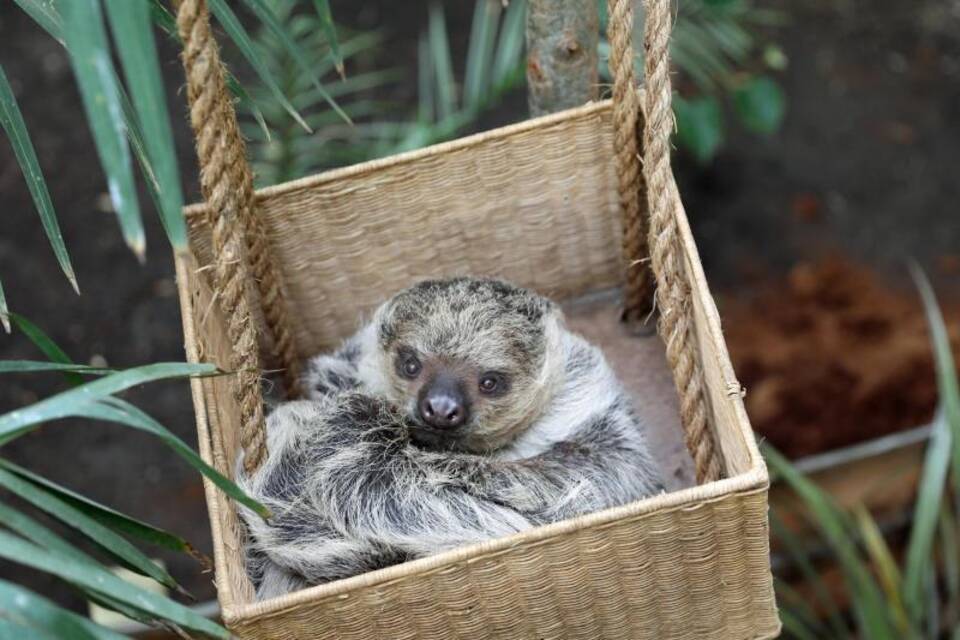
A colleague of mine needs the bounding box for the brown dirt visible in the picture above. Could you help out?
[722,259,960,459]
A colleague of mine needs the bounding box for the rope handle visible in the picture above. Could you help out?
[176,0,301,473]
[608,0,724,482]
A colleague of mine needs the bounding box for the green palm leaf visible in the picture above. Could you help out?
[7,315,269,518]
[0,64,79,294]
[427,4,456,121]
[0,467,188,597]
[86,396,270,517]
[0,532,227,638]
[238,0,349,125]
[311,0,344,78]
[105,0,187,250]
[0,459,207,563]
[903,266,960,621]
[765,444,897,639]
[208,0,310,132]
[9,0,63,44]
[0,501,93,563]
[62,0,146,260]
[0,279,8,334]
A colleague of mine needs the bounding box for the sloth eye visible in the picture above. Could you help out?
[478,373,505,395]
[397,353,421,379]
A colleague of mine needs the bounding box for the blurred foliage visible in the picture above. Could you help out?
[239,0,528,186]
[600,0,788,164]
[3,0,349,318]
[0,314,269,638]
[769,268,960,639]
[241,0,787,183]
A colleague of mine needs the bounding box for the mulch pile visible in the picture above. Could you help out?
[721,259,960,459]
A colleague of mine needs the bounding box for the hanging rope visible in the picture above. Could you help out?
[176,0,300,472]
[607,0,653,321]
[640,0,723,482]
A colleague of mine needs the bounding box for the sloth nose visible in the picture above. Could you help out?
[419,390,467,429]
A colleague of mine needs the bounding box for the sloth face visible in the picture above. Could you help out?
[375,277,560,452]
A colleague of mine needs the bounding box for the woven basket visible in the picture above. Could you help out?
[172,0,780,637]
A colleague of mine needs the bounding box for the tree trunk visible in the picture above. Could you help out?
[526,0,599,116]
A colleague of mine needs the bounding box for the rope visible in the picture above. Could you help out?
[640,0,723,482]
[177,0,300,473]
[607,0,653,321]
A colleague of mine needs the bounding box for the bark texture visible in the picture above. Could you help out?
[526,0,600,116]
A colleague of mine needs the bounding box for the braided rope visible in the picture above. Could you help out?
[607,0,653,321]
[177,0,296,473]
[640,0,723,482]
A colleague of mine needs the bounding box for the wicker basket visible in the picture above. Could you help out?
[172,0,780,637]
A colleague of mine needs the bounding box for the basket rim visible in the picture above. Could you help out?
[182,97,618,222]
[224,464,769,623]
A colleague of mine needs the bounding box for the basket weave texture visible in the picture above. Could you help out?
[172,0,781,637]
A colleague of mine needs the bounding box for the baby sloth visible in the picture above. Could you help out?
[239,277,664,599]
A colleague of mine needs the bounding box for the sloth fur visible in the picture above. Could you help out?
[238,277,664,599]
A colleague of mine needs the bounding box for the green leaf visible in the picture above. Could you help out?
[940,507,960,623]
[11,313,74,369]
[903,410,951,621]
[0,580,128,640]
[492,0,526,88]
[0,466,188,597]
[11,0,64,44]
[0,532,228,638]
[0,361,114,376]
[0,362,215,444]
[418,31,434,123]
[105,0,187,250]
[904,265,960,622]
[674,95,724,164]
[777,608,821,640]
[85,397,270,518]
[853,504,912,634]
[0,501,94,564]
[148,0,177,38]
[0,279,8,334]
[764,444,897,639]
[5,316,268,519]
[0,618,57,639]
[464,0,500,111]
[147,0,271,141]
[2,503,167,632]
[428,3,456,121]
[911,265,960,488]
[16,0,190,250]
[733,75,786,135]
[774,578,825,640]
[0,65,79,293]
[311,0,344,78]
[0,503,156,622]
[770,512,849,639]
[208,0,311,132]
[238,0,349,125]
[226,67,271,141]
[0,459,206,563]
[62,0,145,260]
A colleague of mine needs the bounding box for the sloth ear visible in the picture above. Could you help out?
[374,299,399,347]
[514,292,560,325]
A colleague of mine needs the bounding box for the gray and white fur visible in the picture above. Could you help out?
[238,277,664,599]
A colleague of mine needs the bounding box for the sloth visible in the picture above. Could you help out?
[238,277,664,599]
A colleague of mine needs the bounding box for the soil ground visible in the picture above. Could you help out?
[0,0,958,613]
